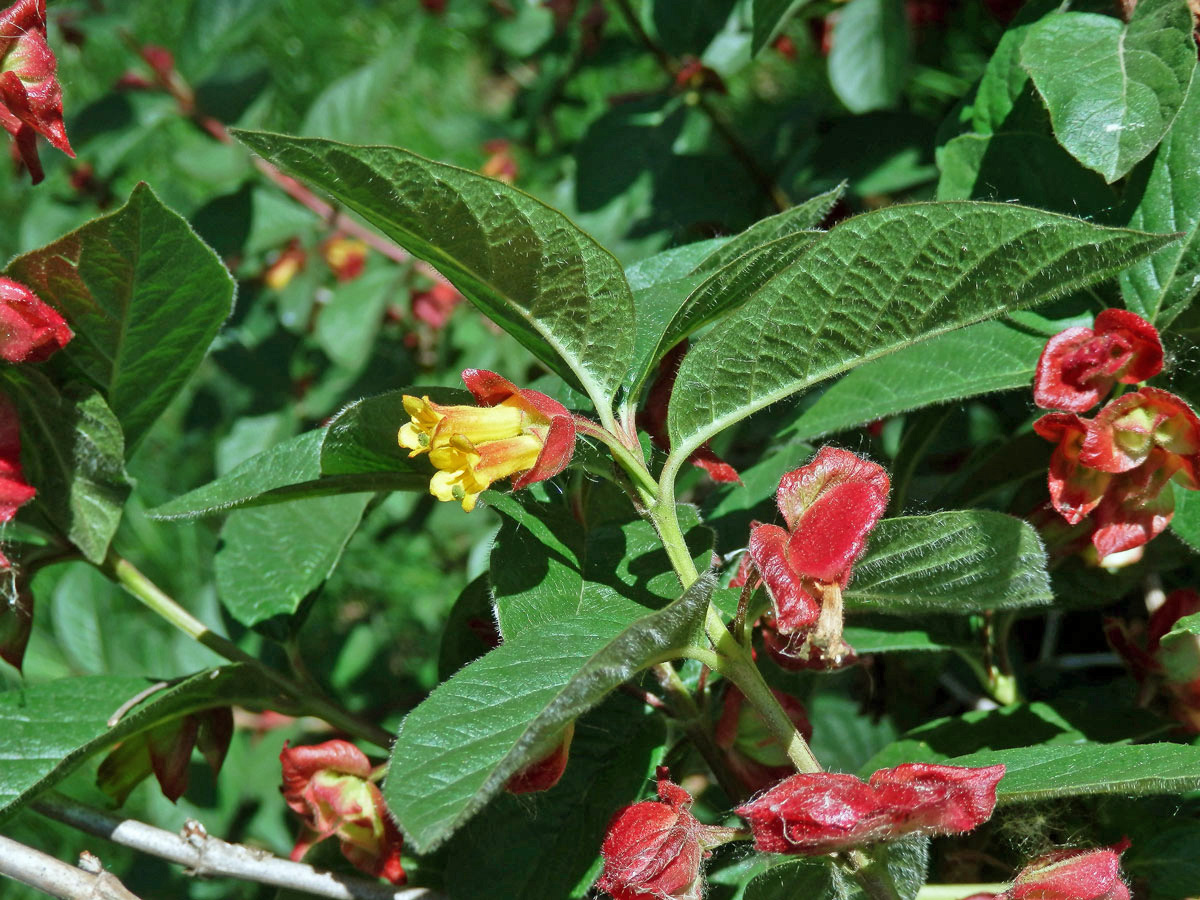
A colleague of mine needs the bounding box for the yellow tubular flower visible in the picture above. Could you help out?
[398,370,578,512]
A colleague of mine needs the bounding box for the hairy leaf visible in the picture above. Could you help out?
[1120,80,1200,328]
[215,492,373,627]
[785,320,1044,441]
[385,574,714,853]
[666,203,1175,462]
[233,131,636,415]
[0,665,260,823]
[490,495,712,640]
[6,184,234,449]
[1020,0,1196,183]
[3,370,127,564]
[691,184,845,276]
[444,695,666,900]
[1172,483,1200,552]
[845,511,1052,614]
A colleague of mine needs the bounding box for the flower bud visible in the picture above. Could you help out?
[506,722,574,794]
[0,276,72,363]
[0,0,74,184]
[410,280,463,329]
[598,767,734,900]
[280,740,406,885]
[1108,589,1200,732]
[1034,310,1162,413]
[735,762,1004,855]
[1000,841,1131,900]
[399,369,576,511]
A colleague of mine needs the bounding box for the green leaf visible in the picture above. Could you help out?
[1120,78,1200,328]
[3,371,128,564]
[937,132,1116,217]
[845,511,1052,614]
[828,0,908,114]
[443,695,666,900]
[215,492,373,627]
[385,574,714,853]
[744,838,928,900]
[1020,0,1196,183]
[752,0,814,54]
[148,391,445,521]
[148,431,323,520]
[843,616,968,654]
[666,203,1176,462]
[233,131,636,415]
[785,320,1044,442]
[1172,483,1200,551]
[6,183,235,449]
[958,743,1200,803]
[313,268,395,370]
[625,239,728,291]
[490,494,713,640]
[320,388,469,475]
[691,185,846,276]
[0,665,261,823]
[624,187,850,404]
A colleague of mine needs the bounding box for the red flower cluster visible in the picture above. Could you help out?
[598,767,736,900]
[745,447,889,666]
[98,708,234,805]
[0,0,73,183]
[714,685,812,793]
[1033,311,1199,559]
[735,762,1004,855]
[280,740,406,885]
[1107,588,1200,732]
[993,842,1131,900]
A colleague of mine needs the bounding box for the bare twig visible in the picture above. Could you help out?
[33,794,441,900]
[0,835,142,900]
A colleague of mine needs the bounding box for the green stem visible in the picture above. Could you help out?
[100,553,393,750]
[648,486,821,774]
[575,419,659,504]
[916,884,1008,900]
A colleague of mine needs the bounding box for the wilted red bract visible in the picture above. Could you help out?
[1034,310,1162,413]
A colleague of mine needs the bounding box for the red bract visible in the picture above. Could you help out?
[1089,448,1178,557]
[1034,310,1162,413]
[714,686,813,793]
[760,612,859,671]
[1107,589,1200,732]
[735,763,1003,855]
[280,740,406,885]
[506,722,574,794]
[1080,387,1200,485]
[598,768,725,900]
[748,447,888,640]
[639,343,740,484]
[1033,413,1111,525]
[0,276,72,363]
[999,841,1131,900]
[98,708,234,805]
[0,0,73,184]
[0,392,35,524]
